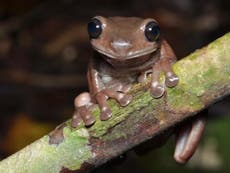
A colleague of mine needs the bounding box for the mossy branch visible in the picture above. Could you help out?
[0,33,230,173]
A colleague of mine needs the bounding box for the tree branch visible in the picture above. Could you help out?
[0,33,229,173]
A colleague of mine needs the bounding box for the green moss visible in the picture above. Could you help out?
[101,93,162,141]
[167,33,230,111]
[90,91,157,138]
[167,86,204,111]
[0,127,92,173]
[60,127,92,170]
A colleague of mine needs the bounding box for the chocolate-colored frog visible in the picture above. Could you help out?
[71,16,205,164]
[72,16,178,126]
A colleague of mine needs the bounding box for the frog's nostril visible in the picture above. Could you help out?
[111,40,132,50]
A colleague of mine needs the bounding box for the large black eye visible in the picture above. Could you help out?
[87,18,103,39]
[144,21,160,42]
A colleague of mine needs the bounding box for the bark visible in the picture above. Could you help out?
[0,33,229,173]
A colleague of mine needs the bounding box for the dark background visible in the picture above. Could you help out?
[0,0,229,172]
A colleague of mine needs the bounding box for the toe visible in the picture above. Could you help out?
[83,114,96,126]
[150,82,165,98]
[71,113,82,128]
[119,94,133,106]
[165,72,179,87]
[100,107,112,121]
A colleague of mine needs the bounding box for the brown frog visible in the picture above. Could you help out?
[71,16,206,164]
[72,16,179,125]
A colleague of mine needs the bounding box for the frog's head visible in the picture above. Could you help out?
[87,16,161,65]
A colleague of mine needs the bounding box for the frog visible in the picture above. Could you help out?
[72,16,179,125]
[71,16,206,164]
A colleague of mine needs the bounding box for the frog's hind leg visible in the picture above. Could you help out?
[174,116,206,164]
[71,92,96,127]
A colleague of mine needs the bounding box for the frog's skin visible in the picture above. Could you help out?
[71,16,206,164]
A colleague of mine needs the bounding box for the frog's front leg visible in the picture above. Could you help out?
[92,62,133,120]
[150,40,179,98]
[72,59,132,127]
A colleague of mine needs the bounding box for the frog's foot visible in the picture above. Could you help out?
[150,81,165,98]
[71,92,96,127]
[149,66,165,98]
[103,89,133,106]
[72,106,95,127]
[165,71,179,88]
[150,61,179,98]
[95,91,112,120]
[174,117,206,164]
[119,84,132,93]
[71,111,82,128]
[95,90,133,120]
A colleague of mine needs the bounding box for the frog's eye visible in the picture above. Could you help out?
[87,18,103,39]
[144,21,160,42]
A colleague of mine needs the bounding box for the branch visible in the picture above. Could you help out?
[0,33,229,173]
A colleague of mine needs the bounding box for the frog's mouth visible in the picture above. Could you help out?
[94,47,159,69]
[94,46,158,60]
